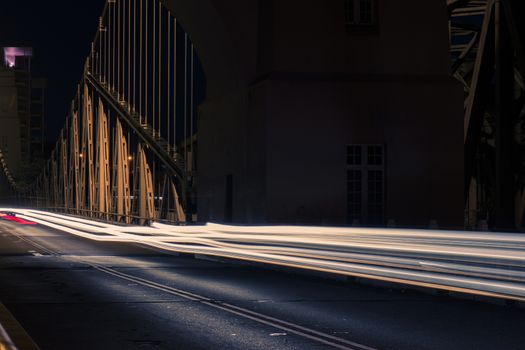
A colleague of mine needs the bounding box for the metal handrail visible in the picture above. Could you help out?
[31,206,185,226]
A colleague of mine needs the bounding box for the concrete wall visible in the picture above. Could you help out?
[162,0,464,228]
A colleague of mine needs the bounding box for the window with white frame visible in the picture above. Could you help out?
[347,144,385,225]
[344,0,377,31]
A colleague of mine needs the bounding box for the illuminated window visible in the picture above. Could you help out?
[344,0,377,33]
[347,144,385,226]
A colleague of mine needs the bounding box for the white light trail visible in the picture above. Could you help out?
[2,208,525,301]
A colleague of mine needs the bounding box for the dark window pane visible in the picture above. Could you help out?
[367,145,382,165]
[345,0,355,24]
[347,145,362,165]
[347,169,362,223]
[360,0,373,24]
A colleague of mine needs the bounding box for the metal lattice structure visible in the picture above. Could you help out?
[2,0,202,225]
[2,0,523,229]
[449,0,525,230]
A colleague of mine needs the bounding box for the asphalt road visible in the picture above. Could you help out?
[0,220,523,350]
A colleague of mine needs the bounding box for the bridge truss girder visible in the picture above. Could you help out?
[4,0,202,226]
[451,0,525,230]
[17,81,187,225]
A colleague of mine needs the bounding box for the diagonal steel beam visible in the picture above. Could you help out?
[84,70,188,215]
[464,1,495,200]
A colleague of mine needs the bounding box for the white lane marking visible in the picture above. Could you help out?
[28,250,43,257]
[90,264,377,350]
[13,229,377,350]
[12,232,56,256]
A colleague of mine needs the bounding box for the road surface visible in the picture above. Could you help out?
[0,220,523,350]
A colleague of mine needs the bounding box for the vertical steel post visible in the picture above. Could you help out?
[139,0,143,121]
[171,180,186,223]
[464,2,495,203]
[159,2,162,138]
[133,0,137,112]
[494,0,515,229]
[61,130,69,211]
[86,85,95,215]
[173,16,177,150]
[115,120,131,223]
[96,100,112,219]
[137,144,155,224]
[184,33,188,165]
[153,0,157,135]
[145,0,149,125]
[71,110,81,213]
[166,8,169,147]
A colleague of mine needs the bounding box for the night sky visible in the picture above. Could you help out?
[0,0,106,143]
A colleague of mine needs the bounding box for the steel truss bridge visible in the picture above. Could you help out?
[0,0,523,230]
[2,0,202,224]
[0,0,523,306]
[448,0,525,230]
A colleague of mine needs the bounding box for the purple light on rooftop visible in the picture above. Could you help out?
[3,47,33,68]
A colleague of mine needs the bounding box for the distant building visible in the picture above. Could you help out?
[30,78,46,158]
[0,47,46,195]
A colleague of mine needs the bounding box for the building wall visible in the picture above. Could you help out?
[258,1,451,76]
[163,0,464,227]
[263,77,463,227]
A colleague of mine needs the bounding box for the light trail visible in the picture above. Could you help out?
[0,323,16,350]
[2,208,525,301]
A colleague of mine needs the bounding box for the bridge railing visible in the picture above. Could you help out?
[3,0,204,226]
